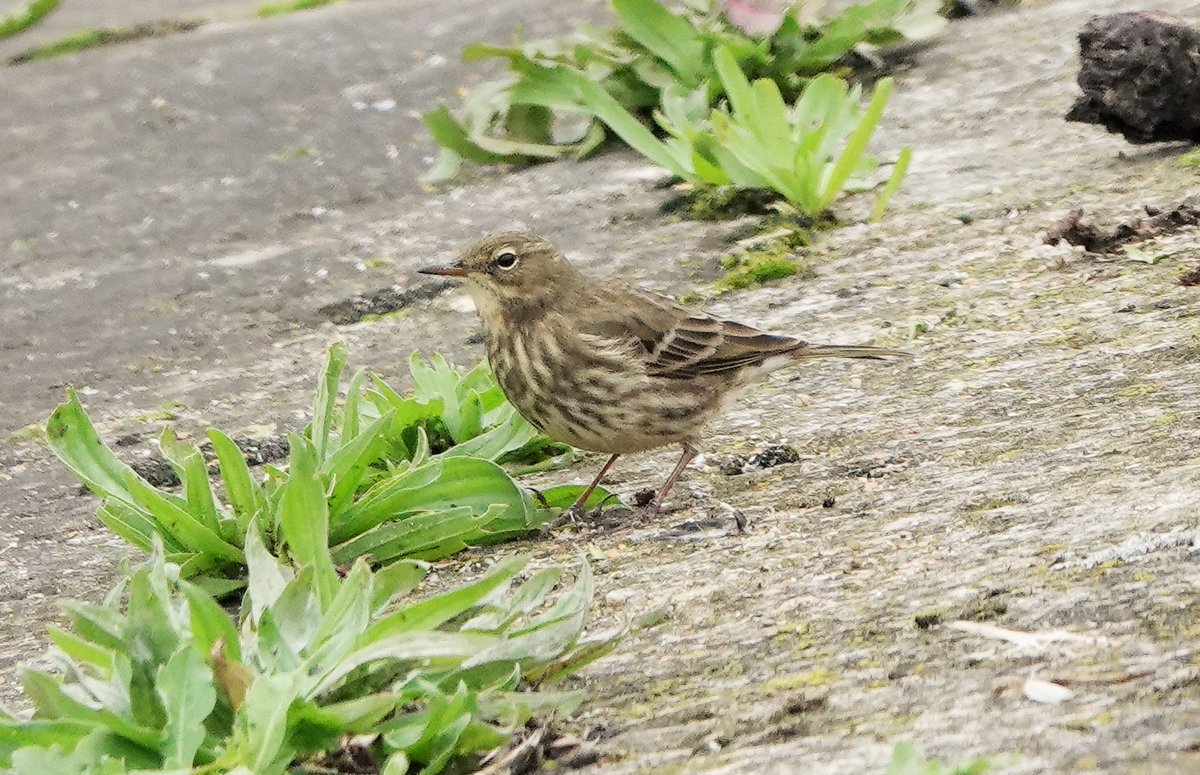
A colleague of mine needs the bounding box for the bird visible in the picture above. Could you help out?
[419,233,908,518]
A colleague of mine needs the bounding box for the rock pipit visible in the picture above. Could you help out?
[421,233,907,518]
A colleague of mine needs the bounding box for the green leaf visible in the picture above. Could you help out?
[612,0,706,85]
[369,560,429,613]
[156,645,217,768]
[364,556,526,642]
[533,484,618,511]
[20,670,164,750]
[423,105,523,165]
[342,366,368,441]
[277,435,339,610]
[311,343,348,462]
[331,506,497,565]
[421,147,463,184]
[208,430,268,535]
[157,428,222,536]
[871,145,910,221]
[713,46,755,122]
[570,70,690,176]
[94,501,159,554]
[299,692,400,735]
[466,561,593,667]
[435,405,539,462]
[314,632,498,696]
[181,580,241,662]
[382,751,411,775]
[45,390,141,507]
[507,94,558,143]
[239,674,300,775]
[58,600,125,653]
[303,562,372,683]
[819,76,892,209]
[461,567,563,632]
[322,410,395,516]
[0,720,93,770]
[332,457,529,545]
[123,471,244,568]
[245,528,292,625]
[47,626,113,672]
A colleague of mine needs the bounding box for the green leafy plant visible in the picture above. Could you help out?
[423,0,942,181]
[540,46,908,217]
[664,48,908,216]
[45,345,603,594]
[369,353,572,469]
[0,522,614,773]
[887,741,996,775]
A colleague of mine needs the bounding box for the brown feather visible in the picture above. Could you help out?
[580,285,838,379]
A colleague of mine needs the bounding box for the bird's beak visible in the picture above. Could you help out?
[417,261,468,278]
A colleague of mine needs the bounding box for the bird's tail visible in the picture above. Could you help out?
[794,344,911,361]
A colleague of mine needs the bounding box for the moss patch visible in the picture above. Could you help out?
[683,186,781,221]
[715,241,815,292]
[761,668,839,694]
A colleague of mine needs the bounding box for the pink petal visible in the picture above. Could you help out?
[723,0,788,37]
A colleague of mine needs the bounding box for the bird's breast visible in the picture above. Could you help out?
[483,318,726,453]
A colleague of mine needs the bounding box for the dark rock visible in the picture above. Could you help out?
[1066,12,1200,143]
[131,456,180,488]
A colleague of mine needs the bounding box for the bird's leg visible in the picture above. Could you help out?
[645,442,699,519]
[567,453,621,517]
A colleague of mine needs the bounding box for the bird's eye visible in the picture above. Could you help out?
[493,251,519,270]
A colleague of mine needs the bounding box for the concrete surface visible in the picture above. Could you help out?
[2,0,1200,773]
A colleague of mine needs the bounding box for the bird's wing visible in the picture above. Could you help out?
[585,286,805,378]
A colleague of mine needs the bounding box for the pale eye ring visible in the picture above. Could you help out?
[494,251,519,270]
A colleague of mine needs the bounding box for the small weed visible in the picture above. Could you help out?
[270,146,312,161]
[887,741,996,775]
[6,423,45,443]
[424,0,945,183]
[0,0,59,39]
[8,19,203,64]
[257,0,335,18]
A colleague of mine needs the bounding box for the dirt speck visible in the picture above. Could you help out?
[318,280,455,324]
[1044,204,1200,253]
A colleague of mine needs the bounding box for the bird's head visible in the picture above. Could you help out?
[418,233,579,321]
